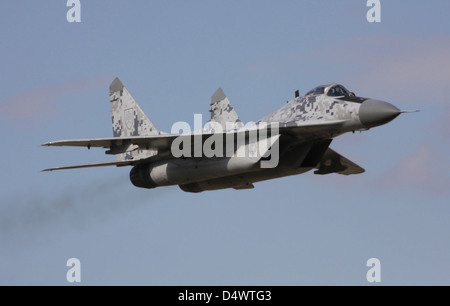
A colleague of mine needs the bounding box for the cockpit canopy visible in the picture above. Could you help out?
[305,83,351,97]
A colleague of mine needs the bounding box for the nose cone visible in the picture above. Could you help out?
[359,99,401,128]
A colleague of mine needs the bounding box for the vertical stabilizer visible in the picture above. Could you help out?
[109,77,161,137]
[209,88,242,131]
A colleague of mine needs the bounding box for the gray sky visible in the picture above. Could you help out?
[0,1,449,285]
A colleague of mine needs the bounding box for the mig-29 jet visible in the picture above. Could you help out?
[42,78,414,192]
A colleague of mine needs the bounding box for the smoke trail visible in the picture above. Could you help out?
[0,175,171,243]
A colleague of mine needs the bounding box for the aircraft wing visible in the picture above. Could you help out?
[41,130,279,171]
[314,148,365,175]
[41,134,179,150]
[42,119,346,150]
[41,120,347,171]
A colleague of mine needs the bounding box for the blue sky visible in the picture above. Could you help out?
[0,1,449,285]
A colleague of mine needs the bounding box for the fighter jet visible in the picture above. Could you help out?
[42,78,415,192]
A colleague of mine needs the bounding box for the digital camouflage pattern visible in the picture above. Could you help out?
[42,78,411,192]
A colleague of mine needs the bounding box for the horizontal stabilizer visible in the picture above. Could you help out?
[42,160,135,172]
